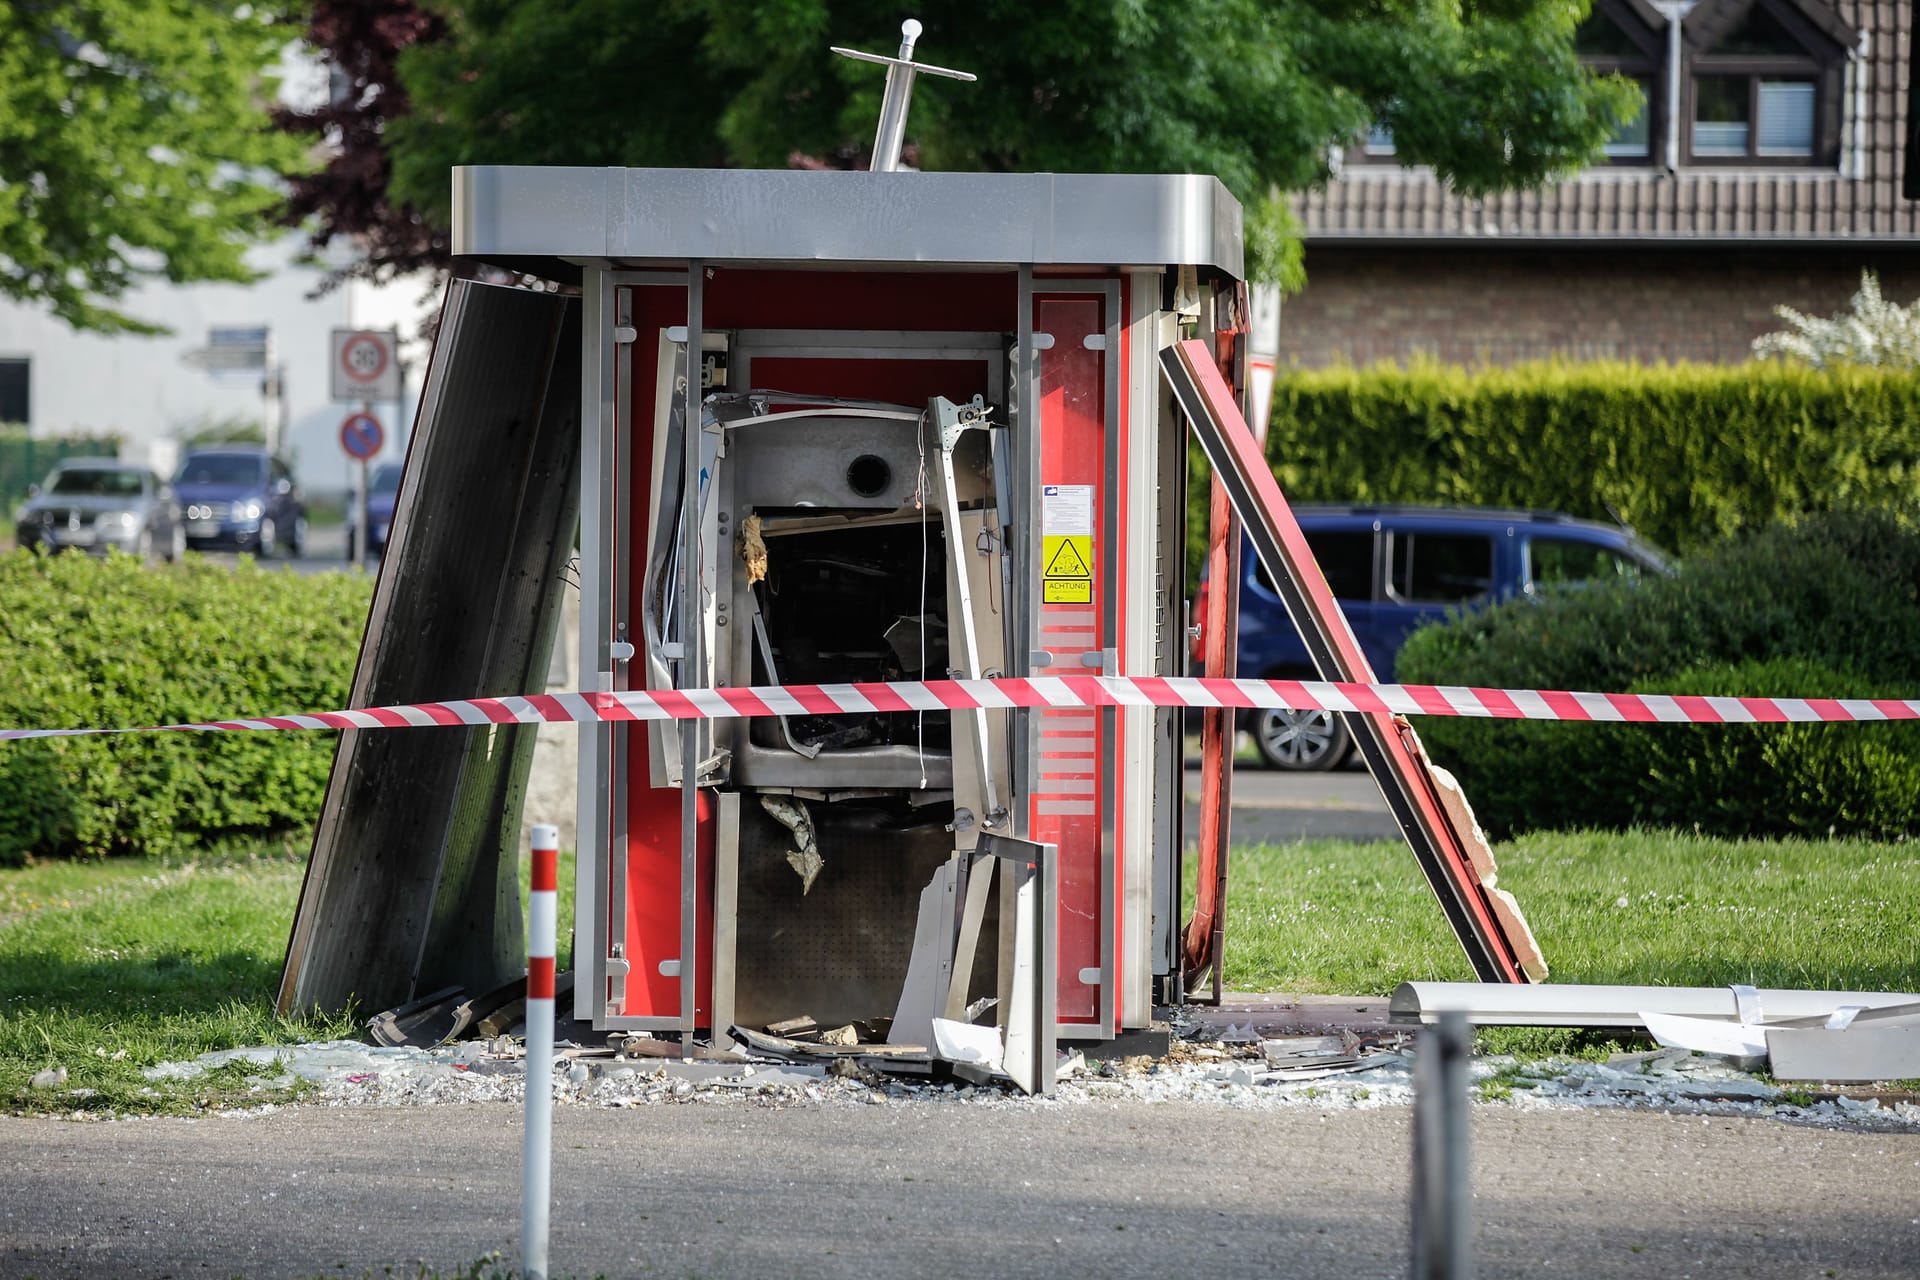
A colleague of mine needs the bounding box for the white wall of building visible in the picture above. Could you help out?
[0,38,441,494]
[0,240,437,495]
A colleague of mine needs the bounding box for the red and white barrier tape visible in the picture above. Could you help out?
[1,675,1916,741]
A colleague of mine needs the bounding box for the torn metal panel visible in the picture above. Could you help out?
[365,986,464,1049]
[976,833,1057,1096]
[889,859,960,1049]
[1767,1025,1920,1082]
[931,1017,1006,1074]
[278,280,582,1018]
[733,1025,929,1061]
[1393,981,1920,1028]
[1161,337,1540,984]
[1642,1012,1769,1071]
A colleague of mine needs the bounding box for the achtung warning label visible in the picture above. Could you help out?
[1043,534,1093,604]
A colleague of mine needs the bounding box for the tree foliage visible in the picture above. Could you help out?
[1753,271,1920,371]
[357,0,1634,283]
[273,0,449,290]
[0,1,313,333]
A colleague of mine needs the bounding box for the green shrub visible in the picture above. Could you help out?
[0,550,371,864]
[1399,510,1920,837]
[1185,360,1920,581]
[0,429,120,507]
[1626,659,1920,839]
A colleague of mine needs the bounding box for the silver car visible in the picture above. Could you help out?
[13,458,185,561]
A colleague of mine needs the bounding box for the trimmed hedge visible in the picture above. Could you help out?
[1186,360,1920,579]
[1397,510,1920,838]
[0,549,371,864]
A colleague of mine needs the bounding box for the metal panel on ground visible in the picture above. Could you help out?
[278,280,582,1017]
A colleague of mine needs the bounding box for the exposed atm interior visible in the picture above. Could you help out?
[277,149,1252,1097]
[595,264,1234,1095]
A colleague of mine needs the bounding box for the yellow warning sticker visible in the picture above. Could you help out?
[1044,535,1092,579]
[1044,579,1091,603]
[1043,534,1093,603]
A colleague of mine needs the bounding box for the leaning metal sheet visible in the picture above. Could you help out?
[452,167,1242,277]
[278,280,582,1018]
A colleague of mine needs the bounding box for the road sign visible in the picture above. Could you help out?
[182,324,271,371]
[331,329,401,401]
[340,411,385,461]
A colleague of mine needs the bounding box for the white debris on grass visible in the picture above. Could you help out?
[135,1035,1920,1131]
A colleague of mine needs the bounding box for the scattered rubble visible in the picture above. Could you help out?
[127,1019,1920,1132]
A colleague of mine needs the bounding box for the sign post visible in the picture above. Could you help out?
[339,411,385,571]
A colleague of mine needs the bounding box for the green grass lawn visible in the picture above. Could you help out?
[1219,830,1920,995]
[0,840,574,1116]
[4,828,1913,1114]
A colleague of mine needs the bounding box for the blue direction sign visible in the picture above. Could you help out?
[339,411,385,461]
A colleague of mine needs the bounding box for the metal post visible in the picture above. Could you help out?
[522,822,560,1280]
[358,398,373,572]
[1411,1010,1472,1280]
[831,19,975,173]
[869,20,924,171]
[1652,2,1697,173]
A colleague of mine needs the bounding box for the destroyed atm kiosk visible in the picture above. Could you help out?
[452,165,1246,1088]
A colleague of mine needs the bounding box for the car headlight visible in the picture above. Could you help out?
[237,500,264,520]
[101,511,137,530]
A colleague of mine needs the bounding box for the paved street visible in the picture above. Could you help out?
[4,1101,1916,1279]
[187,521,362,578]
[1189,755,1402,845]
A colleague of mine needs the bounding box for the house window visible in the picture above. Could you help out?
[1603,80,1655,158]
[1694,76,1753,154]
[0,359,26,427]
[1575,2,1662,165]
[1685,0,1844,167]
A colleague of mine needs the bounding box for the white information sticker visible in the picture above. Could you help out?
[1042,484,1093,536]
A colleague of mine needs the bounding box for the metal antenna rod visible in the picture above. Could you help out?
[832,18,976,172]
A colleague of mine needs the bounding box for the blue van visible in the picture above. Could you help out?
[1193,505,1670,770]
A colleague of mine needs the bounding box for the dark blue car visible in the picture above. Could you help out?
[173,448,307,557]
[1193,505,1670,770]
[345,461,403,559]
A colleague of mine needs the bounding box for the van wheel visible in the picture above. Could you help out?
[1250,706,1351,771]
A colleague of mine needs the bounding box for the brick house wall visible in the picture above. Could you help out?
[1278,245,1920,367]
[1280,0,1917,369]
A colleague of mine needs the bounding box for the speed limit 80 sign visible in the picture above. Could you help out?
[330,328,401,402]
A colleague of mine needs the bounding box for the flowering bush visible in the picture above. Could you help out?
[1753,271,1920,371]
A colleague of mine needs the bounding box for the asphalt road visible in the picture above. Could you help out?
[3,1102,1916,1280]
[190,521,361,578]
[1188,755,1403,845]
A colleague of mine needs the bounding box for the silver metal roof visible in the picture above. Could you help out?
[452,166,1243,277]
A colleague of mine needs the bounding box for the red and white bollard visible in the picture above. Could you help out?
[522,822,559,1280]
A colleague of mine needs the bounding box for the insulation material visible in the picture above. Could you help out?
[1423,759,1548,982]
[739,512,768,584]
[759,795,823,894]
